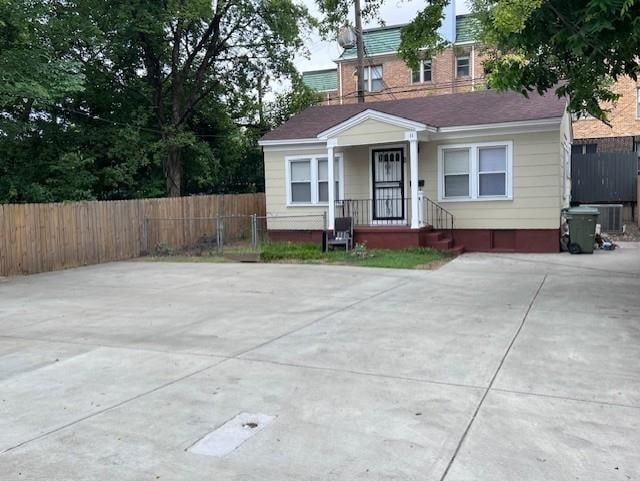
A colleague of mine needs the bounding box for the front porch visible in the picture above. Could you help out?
[316,110,462,252]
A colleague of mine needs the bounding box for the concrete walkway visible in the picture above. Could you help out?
[1,244,639,480]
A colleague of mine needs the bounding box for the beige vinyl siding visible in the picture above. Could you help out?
[335,119,406,146]
[420,131,562,229]
[342,145,370,198]
[263,147,327,230]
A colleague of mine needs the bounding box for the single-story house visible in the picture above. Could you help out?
[258,89,572,252]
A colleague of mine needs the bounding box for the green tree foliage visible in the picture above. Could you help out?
[468,0,640,121]
[0,0,314,203]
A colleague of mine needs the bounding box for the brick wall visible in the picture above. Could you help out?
[332,45,485,104]
[573,136,635,153]
[573,77,640,140]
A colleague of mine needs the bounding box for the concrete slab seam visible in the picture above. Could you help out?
[439,274,548,481]
[237,356,487,392]
[230,280,413,359]
[0,357,230,456]
[491,387,640,411]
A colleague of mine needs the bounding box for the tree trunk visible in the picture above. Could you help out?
[164,145,182,197]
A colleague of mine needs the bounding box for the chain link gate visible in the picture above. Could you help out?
[143,213,327,257]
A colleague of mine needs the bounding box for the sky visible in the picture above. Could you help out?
[295,0,471,72]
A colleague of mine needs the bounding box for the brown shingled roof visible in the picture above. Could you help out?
[261,89,566,141]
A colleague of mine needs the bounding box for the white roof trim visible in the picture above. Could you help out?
[317,109,433,140]
[258,138,322,147]
[259,116,563,146]
[438,117,563,133]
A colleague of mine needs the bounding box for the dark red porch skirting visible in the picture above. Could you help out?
[267,228,560,253]
[353,226,425,249]
[452,229,560,253]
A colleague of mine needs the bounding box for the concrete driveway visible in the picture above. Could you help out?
[1,245,639,481]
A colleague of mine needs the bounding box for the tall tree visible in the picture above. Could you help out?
[0,0,315,202]
[81,0,313,196]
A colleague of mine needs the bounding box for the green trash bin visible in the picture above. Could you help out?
[562,206,600,254]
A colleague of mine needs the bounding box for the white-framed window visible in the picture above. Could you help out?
[412,59,432,84]
[438,141,513,202]
[363,65,383,92]
[456,56,470,78]
[636,87,640,119]
[286,154,343,206]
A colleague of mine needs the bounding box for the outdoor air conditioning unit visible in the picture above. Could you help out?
[582,204,624,233]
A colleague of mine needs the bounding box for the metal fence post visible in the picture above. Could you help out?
[251,214,257,250]
[143,217,149,255]
[215,216,221,254]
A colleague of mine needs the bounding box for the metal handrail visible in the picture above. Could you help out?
[423,196,455,241]
[333,196,455,241]
[335,198,409,226]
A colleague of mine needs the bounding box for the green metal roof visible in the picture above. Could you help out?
[339,25,402,60]
[302,69,338,92]
[455,15,480,43]
[338,15,478,60]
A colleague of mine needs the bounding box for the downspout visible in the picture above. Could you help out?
[471,44,475,91]
[338,62,343,105]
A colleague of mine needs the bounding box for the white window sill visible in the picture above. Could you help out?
[286,203,329,208]
[439,196,513,203]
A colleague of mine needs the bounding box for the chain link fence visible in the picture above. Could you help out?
[144,213,327,256]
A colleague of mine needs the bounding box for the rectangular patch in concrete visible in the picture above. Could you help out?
[188,412,275,457]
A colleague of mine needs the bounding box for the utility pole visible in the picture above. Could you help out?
[354,0,366,103]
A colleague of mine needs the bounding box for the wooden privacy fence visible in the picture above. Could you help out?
[0,193,265,276]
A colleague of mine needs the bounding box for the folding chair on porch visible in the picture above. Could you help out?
[327,217,353,251]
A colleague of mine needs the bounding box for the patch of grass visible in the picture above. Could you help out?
[260,242,325,261]
[260,242,451,269]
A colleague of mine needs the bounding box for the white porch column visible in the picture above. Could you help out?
[406,131,420,229]
[327,141,336,230]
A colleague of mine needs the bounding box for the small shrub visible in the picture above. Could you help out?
[351,242,373,259]
[154,242,174,257]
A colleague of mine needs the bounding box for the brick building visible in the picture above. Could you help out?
[572,76,640,158]
[302,15,484,105]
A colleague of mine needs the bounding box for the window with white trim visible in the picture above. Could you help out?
[363,65,383,92]
[478,146,507,196]
[317,157,340,202]
[289,159,312,203]
[443,149,470,198]
[287,155,342,205]
[438,142,513,201]
[412,59,432,84]
[637,87,640,119]
[456,56,470,77]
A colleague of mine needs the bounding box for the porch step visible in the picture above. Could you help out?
[420,229,465,255]
[421,231,445,243]
[431,238,454,250]
[448,245,466,255]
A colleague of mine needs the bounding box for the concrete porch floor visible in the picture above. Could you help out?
[0,244,639,480]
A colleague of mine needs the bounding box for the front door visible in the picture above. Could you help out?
[372,148,405,221]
